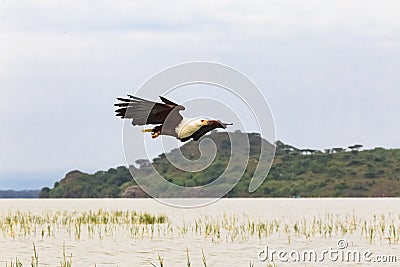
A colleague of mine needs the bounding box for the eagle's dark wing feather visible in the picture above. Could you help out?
[114,95,184,125]
[180,120,232,142]
[159,96,180,106]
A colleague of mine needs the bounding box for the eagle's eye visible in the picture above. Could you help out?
[200,119,209,126]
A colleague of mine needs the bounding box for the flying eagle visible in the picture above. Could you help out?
[115,95,232,142]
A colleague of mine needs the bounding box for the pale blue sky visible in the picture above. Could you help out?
[1,1,400,189]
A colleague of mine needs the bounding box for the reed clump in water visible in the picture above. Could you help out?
[3,211,400,266]
[1,210,399,244]
[0,209,167,240]
[5,243,72,267]
[189,212,400,245]
[150,249,276,267]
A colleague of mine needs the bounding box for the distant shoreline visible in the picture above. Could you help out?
[0,189,40,198]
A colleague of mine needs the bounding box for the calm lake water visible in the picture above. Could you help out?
[0,198,399,266]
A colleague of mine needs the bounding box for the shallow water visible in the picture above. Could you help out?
[0,198,399,266]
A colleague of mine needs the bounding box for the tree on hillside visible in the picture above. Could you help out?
[332,147,345,153]
[348,144,363,151]
[135,159,151,168]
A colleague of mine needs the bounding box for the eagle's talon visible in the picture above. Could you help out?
[151,132,160,139]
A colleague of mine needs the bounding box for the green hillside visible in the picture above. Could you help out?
[39,131,400,198]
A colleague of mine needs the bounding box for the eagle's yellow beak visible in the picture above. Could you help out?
[201,119,209,126]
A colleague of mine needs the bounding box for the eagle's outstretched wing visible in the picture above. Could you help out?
[114,95,185,125]
[180,120,232,142]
